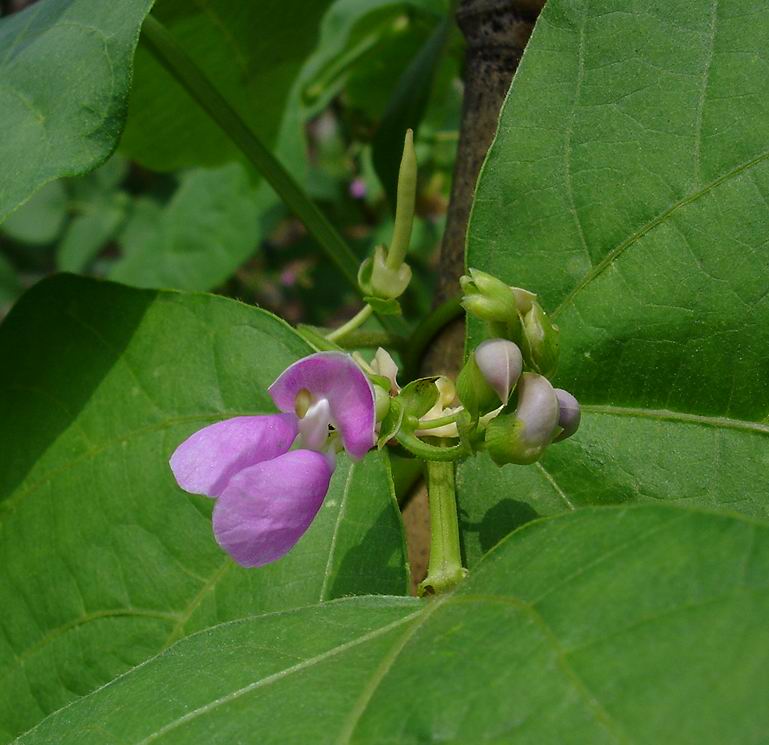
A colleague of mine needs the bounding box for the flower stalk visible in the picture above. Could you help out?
[326,304,374,343]
[413,410,463,431]
[418,460,467,596]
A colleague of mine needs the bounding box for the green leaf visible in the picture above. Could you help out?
[0,0,153,223]
[300,0,447,110]
[57,193,128,273]
[17,506,769,744]
[0,275,407,742]
[0,182,67,246]
[109,164,260,291]
[121,0,332,172]
[462,0,769,550]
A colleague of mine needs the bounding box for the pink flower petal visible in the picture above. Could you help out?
[268,352,375,459]
[212,450,334,567]
[169,414,298,497]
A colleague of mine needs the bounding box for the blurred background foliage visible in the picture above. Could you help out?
[0,0,464,328]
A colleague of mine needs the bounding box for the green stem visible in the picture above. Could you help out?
[403,295,464,380]
[413,410,463,431]
[418,460,467,596]
[296,325,406,352]
[334,329,406,350]
[326,305,373,343]
[395,431,465,461]
[142,15,398,333]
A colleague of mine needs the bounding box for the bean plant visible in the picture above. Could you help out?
[0,1,768,743]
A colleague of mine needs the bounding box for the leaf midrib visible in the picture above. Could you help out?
[552,147,769,319]
[319,463,355,602]
[583,404,769,435]
[136,608,426,745]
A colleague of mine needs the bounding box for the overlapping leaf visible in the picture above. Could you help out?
[461,0,769,561]
[120,0,332,172]
[0,276,408,742]
[17,506,769,744]
[0,0,153,223]
[109,163,261,291]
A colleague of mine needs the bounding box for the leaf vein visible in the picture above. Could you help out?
[552,147,769,318]
[319,463,355,602]
[136,609,424,745]
[583,404,769,435]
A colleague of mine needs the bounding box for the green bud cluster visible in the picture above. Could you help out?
[460,268,560,378]
[454,266,580,466]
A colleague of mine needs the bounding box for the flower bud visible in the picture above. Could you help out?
[358,245,412,300]
[460,268,518,324]
[474,339,522,404]
[371,347,400,394]
[510,287,536,314]
[552,388,581,442]
[457,352,500,421]
[484,372,559,465]
[521,302,560,378]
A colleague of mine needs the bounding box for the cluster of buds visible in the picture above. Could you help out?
[456,337,580,465]
[452,267,580,466]
[461,268,559,378]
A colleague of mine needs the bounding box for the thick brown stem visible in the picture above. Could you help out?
[423,0,544,378]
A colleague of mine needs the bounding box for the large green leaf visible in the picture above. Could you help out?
[109,163,260,291]
[0,0,153,224]
[461,0,769,559]
[0,275,407,743]
[17,505,769,744]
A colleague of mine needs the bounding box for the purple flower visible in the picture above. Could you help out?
[349,178,367,200]
[170,352,375,567]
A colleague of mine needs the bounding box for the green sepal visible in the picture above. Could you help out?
[484,412,546,466]
[358,254,374,295]
[395,430,467,461]
[369,373,393,423]
[455,409,484,453]
[456,354,500,422]
[368,372,392,391]
[520,302,560,378]
[364,296,402,316]
[397,376,440,421]
[358,245,412,301]
[377,397,404,448]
